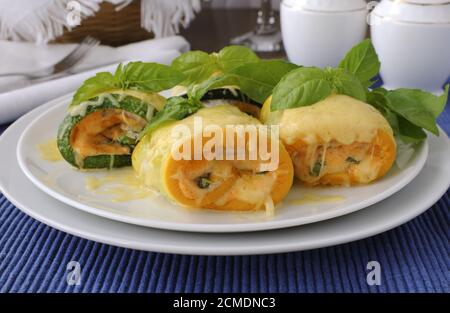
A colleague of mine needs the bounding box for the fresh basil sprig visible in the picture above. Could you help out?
[338,39,449,140]
[367,89,426,144]
[187,75,237,101]
[271,39,382,111]
[116,62,186,91]
[186,59,298,104]
[173,46,299,104]
[171,51,216,85]
[138,58,299,139]
[218,45,261,72]
[270,38,449,145]
[326,68,367,102]
[338,39,381,88]
[231,60,299,104]
[138,46,261,140]
[271,66,367,111]
[71,62,185,107]
[367,85,449,141]
[138,96,203,139]
[70,72,118,107]
[172,46,259,86]
[271,68,332,110]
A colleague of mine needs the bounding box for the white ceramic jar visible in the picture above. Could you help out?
[371,0,450,93]
[281,0,368,68]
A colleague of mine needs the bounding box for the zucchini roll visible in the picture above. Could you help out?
[261,94,397,186]
[57,93,161,169]
[132,104,294,211]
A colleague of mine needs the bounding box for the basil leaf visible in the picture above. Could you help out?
[217,45,259,72]
[367,89,428,144]
[338,39,380,87]
[231,60,298,104]
[114,63,124,83]
[188,74,238,101]
[71,72,118,106]
[435,84,449,117]
[367,89,399,131]
[71,62,185,107]
[171,46,259,86]
[171,51,218,85]
[394,85,448,118]
[327,68,367,102]
[120,62,185,92]
[382,88,444,136]
[271,67,333,111]
[139,96,203,138]
[397,116,427,144]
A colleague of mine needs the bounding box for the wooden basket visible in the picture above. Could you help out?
[53,1,153,47]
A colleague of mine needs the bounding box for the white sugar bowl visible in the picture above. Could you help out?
[370,0,450,93]
[281,0,368,68]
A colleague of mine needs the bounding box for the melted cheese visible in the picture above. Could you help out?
[262,95,396,186]
[37,138,63,162]
[68,90,164,117]
[171,85,188,97]
[267,94,393,145]
[109,89,166,111]
[214,171,276,207]
[85,168,155,202]
[288,193,345,205]
[171,85,241,98]
[133,105,261,193]
[132,105,280,208]
[69,94,107,117]
[264,196,275,217]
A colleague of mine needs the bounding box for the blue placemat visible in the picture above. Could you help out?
[0,96,449,293]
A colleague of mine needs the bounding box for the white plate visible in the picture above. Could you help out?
[1,98,449,255]
[16,95,429,233]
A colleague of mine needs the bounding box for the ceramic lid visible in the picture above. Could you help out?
[282,0,367,12]
[372,0,450,24]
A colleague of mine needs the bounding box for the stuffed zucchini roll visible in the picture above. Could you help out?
[132,104,294,211]
[261,94,396,186]
[57,92,162,169]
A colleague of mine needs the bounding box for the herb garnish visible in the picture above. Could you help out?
[71,62,185,107]
[196,173,212,189]
[138,96,203,139]
[172,46,298,104]
[270,39,449,145]
[346,157,361,164]
[310,160,323,177]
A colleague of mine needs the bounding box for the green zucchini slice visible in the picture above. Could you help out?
[180,87,261,118]
[200,88,261,106]
[57,93,156,169]
[200,88,261,118]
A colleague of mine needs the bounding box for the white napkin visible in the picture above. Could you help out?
[0,0,201,42]
[0,36,189,124]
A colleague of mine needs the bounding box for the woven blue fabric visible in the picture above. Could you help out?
[0,94,449,293]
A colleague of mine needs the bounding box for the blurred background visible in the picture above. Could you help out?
[0,0,448,124]
[52,0,285,53]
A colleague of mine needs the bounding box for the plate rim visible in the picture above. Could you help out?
[15,95,429,233]
[0,97,449,255]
